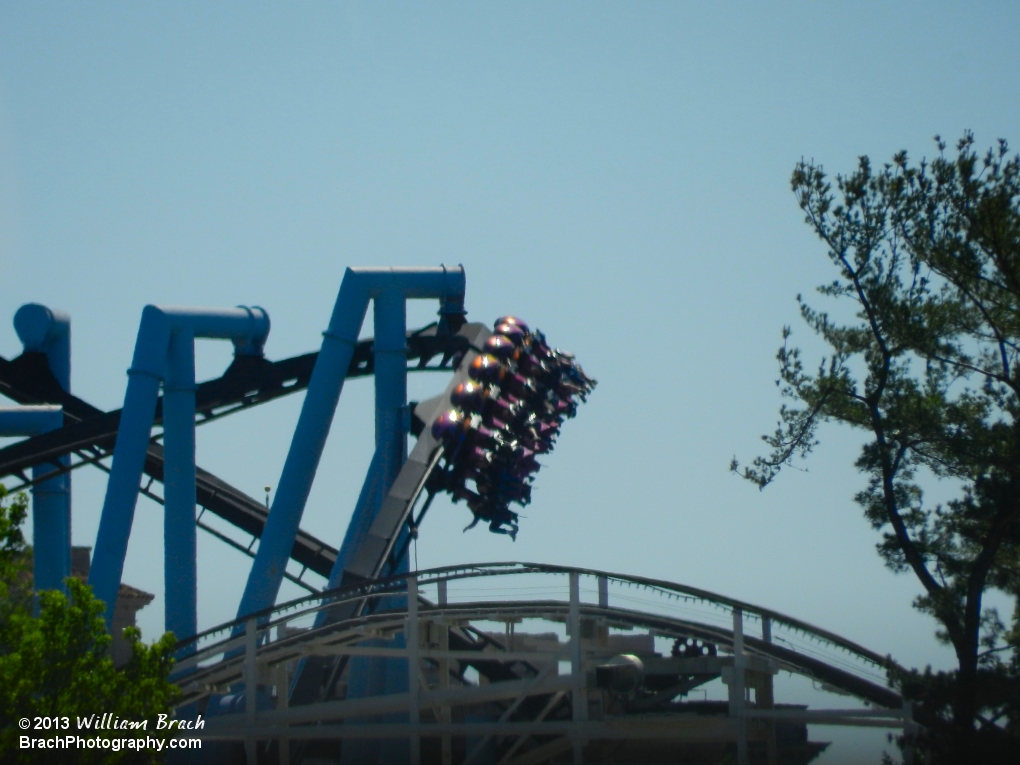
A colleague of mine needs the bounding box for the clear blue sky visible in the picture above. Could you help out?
[1,4,1017,761]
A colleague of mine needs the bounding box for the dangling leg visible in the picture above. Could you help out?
[487,518,518,541]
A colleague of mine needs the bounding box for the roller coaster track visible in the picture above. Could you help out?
[2,321,909,760]
[0,323,479,587]
[175,562,901,707]
[170,563,904,764]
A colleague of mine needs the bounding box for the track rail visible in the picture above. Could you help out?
[173,562,902,711]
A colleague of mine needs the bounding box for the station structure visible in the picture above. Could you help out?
[0,266,917,764]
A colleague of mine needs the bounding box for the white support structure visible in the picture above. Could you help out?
[464,659,563,765]
[438,617,452,765]
[244,617,258,765]
[437,575,451,765]
[174,564,908,764]
[731,607,749,765]
[762,615,778,765]
[597,575,608,608]
[407,575,421,765]
[274,663,290,765]
[568,571,586,764]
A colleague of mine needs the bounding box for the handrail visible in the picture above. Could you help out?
[172,595,901,710]
[174,561,901,683]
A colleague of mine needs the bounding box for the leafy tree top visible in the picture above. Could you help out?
[0,488,181,764]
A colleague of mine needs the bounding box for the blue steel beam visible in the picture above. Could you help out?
[339,292,460,765]
[14,304,71,392]
[11,305,72,600]
[163,330,198,645]
[0,406,68,598]
[330,449,386,589]
[89,305,270,635]
[337,289,413,765]
[373,287,409,530]
[284,324,488,712]
[236,266,465,621]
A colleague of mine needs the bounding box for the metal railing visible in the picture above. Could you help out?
[169,562,914,765]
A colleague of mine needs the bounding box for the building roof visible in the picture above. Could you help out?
[69,546,155,608]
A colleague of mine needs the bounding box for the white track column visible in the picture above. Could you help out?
[730,608,748,765]
[407,575,421,765]
[245,617,257,765]
[569,572,586,764]
[438,580,451,765]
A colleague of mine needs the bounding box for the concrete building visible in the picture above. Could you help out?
[70,546,154,667]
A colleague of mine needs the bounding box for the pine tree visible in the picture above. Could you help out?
[735,134,1020,761]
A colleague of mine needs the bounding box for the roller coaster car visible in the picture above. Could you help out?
[495,315,529,334]
[426,316,596,538]
[483,334,517,360]
[449,381,484,413]
[467,354,503,384]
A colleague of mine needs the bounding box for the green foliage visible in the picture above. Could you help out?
[0,486,30,623]
[734,134,1020,761]
[0,489,181,764]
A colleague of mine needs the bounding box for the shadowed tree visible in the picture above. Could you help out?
[734,133,1020,762]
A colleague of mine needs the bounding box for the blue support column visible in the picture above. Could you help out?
[31,453,71,599]
[235,276,370,620]
[374,288,409,508]
[326,449,385,590]
[323,290,409,589]
[14,303,71,390]
[88,362,164,624]
[0,406,67,598]
[335,290,413,764]
[237,266,465,621]
[163,329,197,646]
[13,304,72,599]
[370,287,413,717]
[90,305,269,631]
